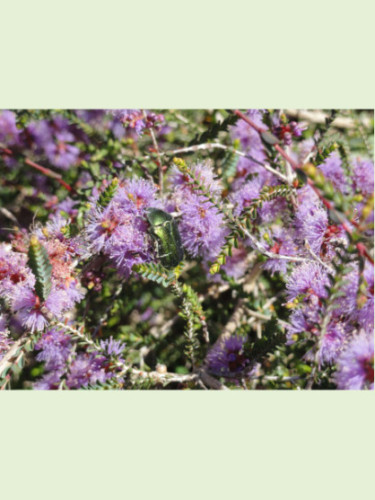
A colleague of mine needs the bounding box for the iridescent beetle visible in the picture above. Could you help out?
[146,208,184,269]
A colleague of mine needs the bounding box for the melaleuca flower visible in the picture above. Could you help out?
[34,330,125,390]
[44,130,80,169]
[352,157,374,196]
[206,335,249,377]
[86,178,159,276]
[109,109,164,137]
[99,337,126,358]
[331,262,374,334]
[287,307,345,365]
[11,284,81,333]
[0,110,20,146]
[177,197,227,260]
[316,322,346,365]
[34,372,64,390]
[169,161,227,261]
[74,110,106,126]
[115,178,161,213]
[296,205,328,256]
[12,288,49,332]
[53,198,78,219]
[286,307,321,343]
[335,331,374,390]
[229,178,262,216]
[297,182,321,205]
[65,353,110,389]
[1,233,84,333]
[169,161,222,195]
[286,262,330,302]
[25,117,80,169]
[258,196,290,224]
[294,185,323,231]
[35,327,72,372]
[0,243,35,298]
[261,227,298,275]
[317,152,348,193]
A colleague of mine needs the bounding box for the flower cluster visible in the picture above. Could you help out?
[206,335,249,377]
[86,178,161,276]
[34,328,126,389]
[110,109,164,137]
[0,216,84,333]
[169,161,228,263]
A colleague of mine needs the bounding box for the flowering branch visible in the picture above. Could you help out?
[233,110,374,266]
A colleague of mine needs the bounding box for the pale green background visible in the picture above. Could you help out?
[1,1,374,499]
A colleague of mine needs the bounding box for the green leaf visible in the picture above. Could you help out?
[27,236,52,302]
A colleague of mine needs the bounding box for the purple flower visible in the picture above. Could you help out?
[44,131,80,169]
[261,227,298,275]
[12,288,49,332]
[352,158,374,196]
[286,262,330,302]
[34,371,63,390]
[0,243,34,299]
[230,178,262,216]
[317,152,348,193]
[99,337,126,358]
[169,161,222,195]
[286,307,321,342]
[25,119,52,150]
[75,110,106,126]
[3,238,84,332]
[0,110,20,145]
[206,335,249,377]
[296,205,328,256]
[169,162,227,261]
[109,110,164,137]
[331,262,374,334]
[287,307,345,365]
[35,328,72,371]
[25,118,80,169]
[86,178,159,276]
[66,352,108,389]
[335,331,374,390]
[317,322,346,365]
[177,196,227,260]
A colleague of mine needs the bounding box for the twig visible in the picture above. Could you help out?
[0,332,30,380]
[142,142,289,183]
[143,110,164,192]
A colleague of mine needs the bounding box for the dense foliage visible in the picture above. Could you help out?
[0,109,373,390]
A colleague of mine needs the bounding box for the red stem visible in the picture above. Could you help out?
[0,147,74,193]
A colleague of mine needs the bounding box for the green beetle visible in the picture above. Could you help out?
[146,208,184,269]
